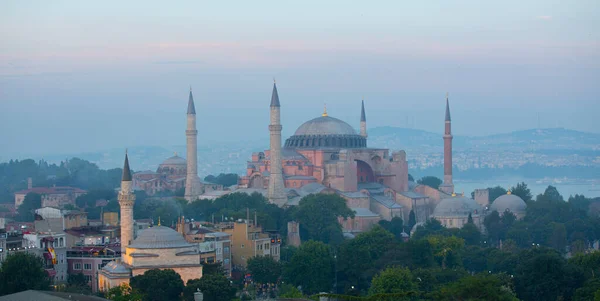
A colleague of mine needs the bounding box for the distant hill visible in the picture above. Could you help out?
[368,127,600,152]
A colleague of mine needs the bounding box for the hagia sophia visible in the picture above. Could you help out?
[130,82,528,234]
[97,82,529,290]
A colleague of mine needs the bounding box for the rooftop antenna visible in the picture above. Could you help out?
[322,103,328,117]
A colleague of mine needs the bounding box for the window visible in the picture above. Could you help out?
[224,258,230,264]
[74,263,82,270]
[98,264,103,270]
[241,244,244,248]
[85,275,92,283]
[224,247,230,253]
[265,244,270,250]
[84,263,92,270]
[207,257,215,264]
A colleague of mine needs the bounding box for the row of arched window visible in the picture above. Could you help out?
[285,135,366,148]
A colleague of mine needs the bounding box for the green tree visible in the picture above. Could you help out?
[337,226,395,293]
[574,278,600,301]
[459,223,481,246]
[284,240,334,295]
[130,269,184,301]
[76,189,116,208]
[204,173,239,187]
[0,252,50,295]
[408,210,416,233]
[369,266,417,297]
[105,284,142,301]
[67,272,87,287]
[488,186,508,204]
[279,283,303,298]
[184,274,235,301]
[467,212,473,224]
[510,182,532,203]
[548,222,567,252]
[515,248,584,301]
[15,192,42,221]
[378,217,404,239]
[294,194,354,245]
[247,255,281,284]
[417,176,442,189]
[408,174,414,182]
[431,273,518,301]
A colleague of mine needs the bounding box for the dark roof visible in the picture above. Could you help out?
[270,82,280,107]
[0,290,109,301]
[361,99,366,122]
[187,89,196,115]
[445,96,451,121]
[121,153,132,182]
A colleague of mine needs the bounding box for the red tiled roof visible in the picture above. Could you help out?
[14,186,86,195]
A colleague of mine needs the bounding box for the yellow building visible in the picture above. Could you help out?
[222,222,280,268]
[103,212,119,227]
[98,225,203,291]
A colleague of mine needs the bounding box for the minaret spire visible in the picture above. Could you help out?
[440,92,454,194]
[268,82,286,206]
[360,98,367,139]
[118,151,136,255]
[185,88,203,201]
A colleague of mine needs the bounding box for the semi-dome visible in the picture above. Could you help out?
[129,226,192,249]
[491,193,527,215]
[160,155,186,166]
[294,116,357,136]
[285,114,366,149]
[433,196,482,218]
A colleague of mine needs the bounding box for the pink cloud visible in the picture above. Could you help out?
[536,16,552,20]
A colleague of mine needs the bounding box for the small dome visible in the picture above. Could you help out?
[102,260,130,274]
[433,196,481,218]
[129,226,192,249]
[491,193,527,214]
[294,116,357,136]
[160,155,186,166]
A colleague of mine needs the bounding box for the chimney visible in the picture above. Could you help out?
[27,177,32,190]
[246,208,250,225]
[254,211,257,227]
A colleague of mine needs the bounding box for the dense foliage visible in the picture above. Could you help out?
[0,252,50,295]
[203,173,239,187]
[130,269,184,301]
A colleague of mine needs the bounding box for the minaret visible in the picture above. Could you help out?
[118,151,135,254]
[185,88,203,201]
[439,93,454,194]
[267,81,286,206]
[360,98,367,138]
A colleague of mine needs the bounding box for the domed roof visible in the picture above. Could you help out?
[294,116,357,136]
[101,260,130,274]
[433,196,482,218]
[129,226,192,249]
[160,155,186,166]
[491,193,527,214]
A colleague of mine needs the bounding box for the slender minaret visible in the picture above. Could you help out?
[439,93,455,194]
[267,81,286,206]
[185,88,203,201]
[360,98,367,138]
[118,151,135,254]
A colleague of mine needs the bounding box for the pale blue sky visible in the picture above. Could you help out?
[0,0,598,156]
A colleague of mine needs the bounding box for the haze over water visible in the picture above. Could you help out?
[1,1,599,157]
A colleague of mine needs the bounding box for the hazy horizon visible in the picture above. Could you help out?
[1,1,598,156]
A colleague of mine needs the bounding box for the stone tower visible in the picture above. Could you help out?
[360,98,367,139]
[184,88,203,201]
[267,82,286,206]
[439,93,454,194]
[118,152,136,254]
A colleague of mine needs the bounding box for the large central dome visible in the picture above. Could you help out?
[285,114,366,149]
[294,116,358,136]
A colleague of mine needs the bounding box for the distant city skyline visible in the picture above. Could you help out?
[1,0,598,156]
